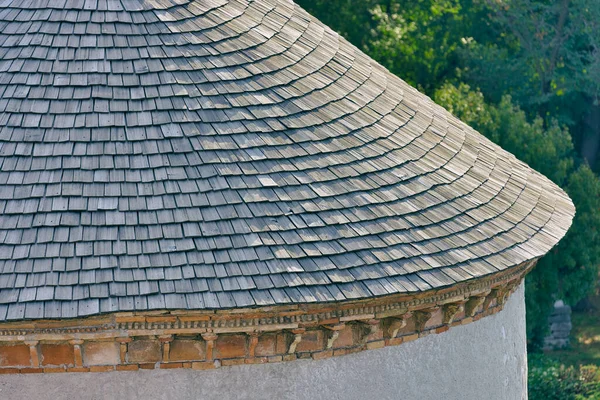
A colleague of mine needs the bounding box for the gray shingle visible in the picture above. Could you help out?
[0,0,575,322]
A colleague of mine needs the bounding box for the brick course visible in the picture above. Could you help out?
[40,344,74,367]
[169,339,206,362]
[83,341,120,366]
[0,262,532,374]
[127,340,161,364]
[0,345,31,367]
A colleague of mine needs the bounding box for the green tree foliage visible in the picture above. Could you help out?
[461,0,600,166]
[529,355,584,400]
[365,0,462,92]
[296,0,466,92]
[527,165,600,346]
[462,0,600,105]
[435,83,600,344]
[554,165,600,305]
[297,0,600,348]
[528,354,600,400]
[294,0,375,47]
[435,83,573,185]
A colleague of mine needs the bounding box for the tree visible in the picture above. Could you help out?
[296,0,467,93]
[298,0,600,347]
[435,83,574,185]
[526,164,600,347]
[295,0,376,48]
[462,0,600,168]
[436,83,600,345]
[365,0,463,92]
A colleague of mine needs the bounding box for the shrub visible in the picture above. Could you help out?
[528,355,600,400]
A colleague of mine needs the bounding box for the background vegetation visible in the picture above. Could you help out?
[296,0,600,394]
[528,354,600,400]
[297,0,600,348]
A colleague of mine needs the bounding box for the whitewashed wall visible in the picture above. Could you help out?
[0,284,527,400]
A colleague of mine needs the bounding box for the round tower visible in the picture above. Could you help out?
[0,0,574,398]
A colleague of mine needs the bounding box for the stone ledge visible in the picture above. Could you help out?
[0,259,535,373]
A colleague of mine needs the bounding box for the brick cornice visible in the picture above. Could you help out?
[0,259,535,373]
[0,260,534,340]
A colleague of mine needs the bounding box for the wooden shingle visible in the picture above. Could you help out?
[0,0,575,320]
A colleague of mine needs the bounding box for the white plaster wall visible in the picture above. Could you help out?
[0,284,527,400]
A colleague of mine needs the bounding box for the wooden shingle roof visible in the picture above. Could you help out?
[0,0,574,320]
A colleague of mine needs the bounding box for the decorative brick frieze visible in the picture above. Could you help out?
[442,303,464,325]
[159,335,173,363]
[286,328,305,354]
[322,324,345,349]
[70,340,84,367]
[412,308,438,332]
[201,332,218,361]
[464,294,489,317]
[0,260,534,373]
[384,314,411,339]
[24,341,39,368]
[246,332,260,358]
[115,337,132,364]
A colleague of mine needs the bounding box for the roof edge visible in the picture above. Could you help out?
[0,259,534,373]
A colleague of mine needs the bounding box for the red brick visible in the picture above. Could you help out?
[169,339,205,362]
[255,333,277,357]
[453,309,466,322]
[20,368,43,374]
[295,330,323,353]
[425,309,443,329]
[146,316,177,323]
[366,340,385,350]
[159,362,183,369]
[386,337,403,346]
[275,333,289,354]
[40,343,74,367]
[214,335,246,359]
[127,340,161,363]
[402,333,419,343]
[368,328,384,342]
[436,326,450,334]
[333,348,348,357]
[116,364,139,371]
[43,367,67,373]
[221,358,245,367]
[89,365,114,373]
[83,341,119,366]
[267,355,283,363]
[400,318,416,335]
[0,368,19,374]
[345,346,364,355]
[0,344,31,367]
[245,357,268,364]
[67,367,90,373]
[334,325,354,348]
[191,361,216,370]
[139,363,156,370]
[319,318,340,326]
[312,350,333,360]
[418,330,432,338]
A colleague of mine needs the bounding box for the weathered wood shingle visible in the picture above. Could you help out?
[0,0,575,320]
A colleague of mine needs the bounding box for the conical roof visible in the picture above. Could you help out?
[0,0,574,321]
